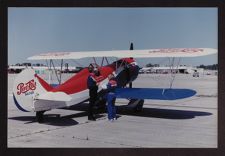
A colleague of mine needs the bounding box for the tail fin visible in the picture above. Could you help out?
[13,68,53,112]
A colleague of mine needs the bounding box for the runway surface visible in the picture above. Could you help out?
[8,73,217,147]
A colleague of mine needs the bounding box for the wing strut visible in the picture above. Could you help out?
[48,59,63,85]
[59,59,63,84]
[105,57,109,65]
[162,57,181,95]
[101,57,105,66]
[46,59,52,84]
[168,57,181,89]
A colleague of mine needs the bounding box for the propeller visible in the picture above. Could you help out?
[129,42,133,88]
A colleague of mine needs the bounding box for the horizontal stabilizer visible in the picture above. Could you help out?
[115,88,196,100]
[37,92,72,102]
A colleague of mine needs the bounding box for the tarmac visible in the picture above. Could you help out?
[8,73,217,147]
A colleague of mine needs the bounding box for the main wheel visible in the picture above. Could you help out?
[36,111,45,123]
[134,100,144,112]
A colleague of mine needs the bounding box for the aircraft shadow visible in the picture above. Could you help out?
[8,112,105,126]
[8,114,79,126]
[117,106,212,119]
[66,103,212,120]
[9,104,213,124]
[61,112,105,119]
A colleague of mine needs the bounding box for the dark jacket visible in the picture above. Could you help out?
[87,73,98,90]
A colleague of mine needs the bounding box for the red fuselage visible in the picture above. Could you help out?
[36,58,139,95]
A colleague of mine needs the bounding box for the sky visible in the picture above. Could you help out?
[8,8,218,67]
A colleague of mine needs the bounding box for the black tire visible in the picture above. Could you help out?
[36,111,45,123]
[134,100,144,112]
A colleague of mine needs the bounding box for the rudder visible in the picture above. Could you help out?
[13,68,52,112]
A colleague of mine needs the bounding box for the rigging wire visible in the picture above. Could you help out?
[143,57,181,90]
[169,57,181,89]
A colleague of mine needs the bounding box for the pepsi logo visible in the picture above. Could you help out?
[17,79,36,95]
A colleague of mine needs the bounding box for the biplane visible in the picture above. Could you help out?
[12,43,217,122]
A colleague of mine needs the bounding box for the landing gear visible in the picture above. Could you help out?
[128,99,144,112]
[134,100,144,112]
[129,82,132,88]
[36,111,45,123]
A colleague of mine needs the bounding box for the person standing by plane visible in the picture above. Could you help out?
[106,74,118,121]
[87,64,99,121]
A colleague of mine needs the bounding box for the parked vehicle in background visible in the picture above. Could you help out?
[193,70,199,77]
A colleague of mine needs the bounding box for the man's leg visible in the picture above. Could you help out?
[107,94,114,120]
[88,101,94,120]
[112,97,116,119]
[107,102,111,120]
[88,90,96,120]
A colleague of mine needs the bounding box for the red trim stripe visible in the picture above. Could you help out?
[35,74,53,91]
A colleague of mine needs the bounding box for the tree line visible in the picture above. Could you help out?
[145,63,218,70]
[197,64,218,70]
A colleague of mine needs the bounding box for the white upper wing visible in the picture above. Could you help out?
[27,48,217,60]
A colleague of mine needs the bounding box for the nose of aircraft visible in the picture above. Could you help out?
[128,63,139,82]
[114,62,140,87]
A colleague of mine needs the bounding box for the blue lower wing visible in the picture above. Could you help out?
[115,88,196,100]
